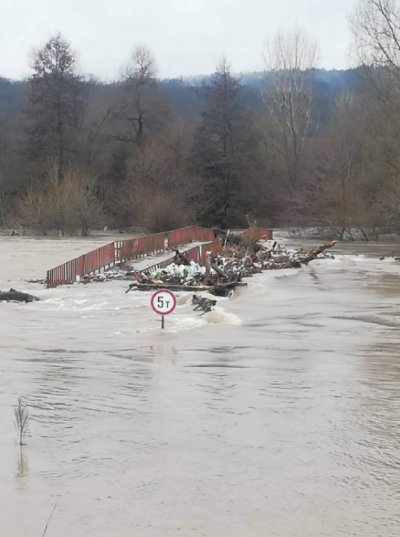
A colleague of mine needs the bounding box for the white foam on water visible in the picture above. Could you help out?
[171,315,207,331]
[269,268,302,279]
[203,306,242,325]
[176,293,193,305]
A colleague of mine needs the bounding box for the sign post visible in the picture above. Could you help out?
[150,289,177,329]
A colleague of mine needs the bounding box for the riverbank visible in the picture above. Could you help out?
[275,226,400,243]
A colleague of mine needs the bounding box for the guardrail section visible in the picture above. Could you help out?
[46,225,271,288]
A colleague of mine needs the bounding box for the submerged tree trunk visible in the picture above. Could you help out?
[0,289,40,302]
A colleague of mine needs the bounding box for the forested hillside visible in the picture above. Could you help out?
[1,1,400,239]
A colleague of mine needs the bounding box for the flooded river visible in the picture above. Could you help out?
[1,238,400,536]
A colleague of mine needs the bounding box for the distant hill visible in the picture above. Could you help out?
[0,77,26,115]
[0,69,363,121]
[161,69,363,120]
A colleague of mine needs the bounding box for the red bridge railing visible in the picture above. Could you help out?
[46,225,271,288]
[140,240,222,275]
[139,228,272,276]
[46,242,116,288]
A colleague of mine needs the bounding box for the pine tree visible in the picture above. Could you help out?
[196,59,254,228]
[26,33,85,180]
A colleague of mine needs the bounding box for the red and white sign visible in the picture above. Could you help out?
[150,289,176,315]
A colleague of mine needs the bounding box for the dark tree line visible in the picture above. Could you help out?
[1,3,400,238]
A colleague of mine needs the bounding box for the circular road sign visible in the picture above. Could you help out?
[150,289,177,315]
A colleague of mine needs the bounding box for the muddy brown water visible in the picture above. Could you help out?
[1,239,400,536]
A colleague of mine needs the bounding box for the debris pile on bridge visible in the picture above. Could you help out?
[125,239,337,297]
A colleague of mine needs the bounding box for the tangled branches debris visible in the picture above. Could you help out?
[125,239,337,296]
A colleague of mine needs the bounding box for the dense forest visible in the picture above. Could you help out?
[1,0,400,239]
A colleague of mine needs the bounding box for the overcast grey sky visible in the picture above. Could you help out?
[1,0,357,80]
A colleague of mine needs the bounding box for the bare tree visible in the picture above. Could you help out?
[15,398,29,446]
[351,0,400,72]
[350,0,400,119]
[16,165,104,235]
[111,45,170,147]
[124,46,156,145]
[351,0,400,235]
[262,29,319,197]
[312,92,369,238]
[112,120,200,231]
